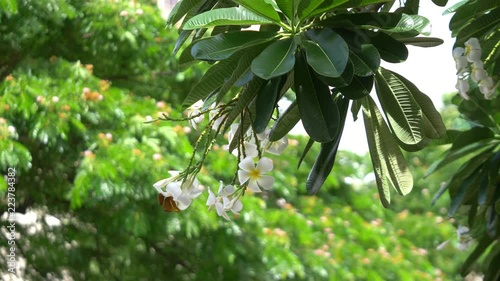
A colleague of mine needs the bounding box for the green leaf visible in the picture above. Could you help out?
[297,138,315,169]
[268,101,300,141]
[276,0,298,21]
[398,37,444,47]
[253,77,282,133]
[223,78,266,133]
[166,0,203,27]
[251,37,297,79]
[375,68,424,146]
[362,95,413,203]
[350,44,380,77]
[432,0,448,7]
[387,14,431,35]
[183,52,243,107]
[368,31,408,63]
[234,0,281,23]
[455,7,500,46]
[297,0,323,21]
[318,12,402,29]
[183,7,274,30]
[304,29,349,77]
[451,127,494,152]
[294,50,340,143]
[191,31,277,60]
[338,75,373,100]
[390,71,445,139]
[307,96,349,194]
[443,0,468,15]
[460,235,494,277]
[216,45,269,102]
[317,60,354,87]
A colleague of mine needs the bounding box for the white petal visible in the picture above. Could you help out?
[215,202,230,220]
[206,189,217,206]
[228,123,240,144]
[175,195,192,210]
[244,142,258,158]
[217,181,224,194]
[455,80,470,100]
[238,156,255,172]
[472,68,488,82]
[238,170,250,185]
[153,178,169,191]
[165,182,182,198]
[452,47,464,58]
[266,136,288,155]
[466,49,482,63]
[465,38,480,50]
[257,175,274,190]
[247,179,262,193]
[231,200,243,213]
[222,196,231,208]
[256,157,273,174]
[455,56,468,70]
[222,185,235,196]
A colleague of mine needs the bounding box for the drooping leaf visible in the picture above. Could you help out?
[317,60,354,87]
[304,29,349,77]
[338,75,373,100]
[398,37,444,47]
[276,0,298,21]
[233,0,281,23]
[294,49,340,143]
[307,96,349,194]
[386,14,431,35]
[451,127,494,152]
[183,52,243,107]
[251,37,297,79]
[253,77,282,133]
[375,68,424,146]
[216,45,270,102]
[455,7,500,46]
[268,101,300,141]
[350,44,380,77]
[297,0,323,21]
[390,71,445,139]
[318,12,402,29]
[183,7,274,30]
[297,138,315,169]
[315,0,386,14]
[368,31,408,63]
[166,0,203,27]
[223,78,266,133]
[432,0,448,7]
[191,31,277,60]
[443,0,468,15]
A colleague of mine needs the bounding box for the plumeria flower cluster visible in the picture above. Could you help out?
[151,99,289,220]
[453,38,497,100]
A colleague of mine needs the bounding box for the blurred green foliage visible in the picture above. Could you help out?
[0,0,471,280]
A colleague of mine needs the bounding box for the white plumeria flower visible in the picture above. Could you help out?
[464,37,481,63]
[232,142,258,158]
[206,182,237,220]
[186,100,204,130]
[209,103,227,131]
[155,172,201,211]
[452,47,464,58]
[455,79,470,100]
[479,77,497,99]
[238,156,274,192]
[223,196,243,214]
[453,47,468,72]
[266,135,288,155]
[153,170,182,192]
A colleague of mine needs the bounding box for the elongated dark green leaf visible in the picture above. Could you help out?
[432,0,447,7]
[254,77,281,133]
[375,68,424,146]
[368,31,408,63]
[166,0,203,27]
[339,75,373,100]
[295,50,340,143]
[350,44,380,77]
[456,7,500,46]
[216,45,269,102]
[362,96,391,207]
[276,0,298,21]
[318,12,402,29]
[317,60,354,87]
[425,140,496,177]
[223,78,265,133]
[335,0,393,9]
[398,37,444,47]
[390,71,445,139]
[174,30,194,55]
[305,29,349,77]
[234,0,281,22]
[351,99,362,121]
[362,95,413,201]
[460,235,494,277]
[297,138,315,169]
[452,127,494,152]
[183,7,274,30]
[386,14,431,35]
[269,101,300,141]
[297,0,323,21]
[183,52,243,107]
[191,31,277,60]
[252,38,297,79]
[449,173,476,216]
[307,96,349,194]
[449,1,476,32]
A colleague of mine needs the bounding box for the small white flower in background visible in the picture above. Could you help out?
[186,100,204,130]
[206,182,242,220]
[457,225,473,251]
[455,79,470,100]
[52,96,60,103]
[238,156,274,192]
[145,115,154,122]
[120,10,129,17]
[7,125,16,135]
[464,38,482,63]
[152,153,162,161]
[230,142,258,158]
[209,103,227,131]
[266,135,288,155]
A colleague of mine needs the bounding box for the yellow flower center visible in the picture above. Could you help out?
[249,169,261,180]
